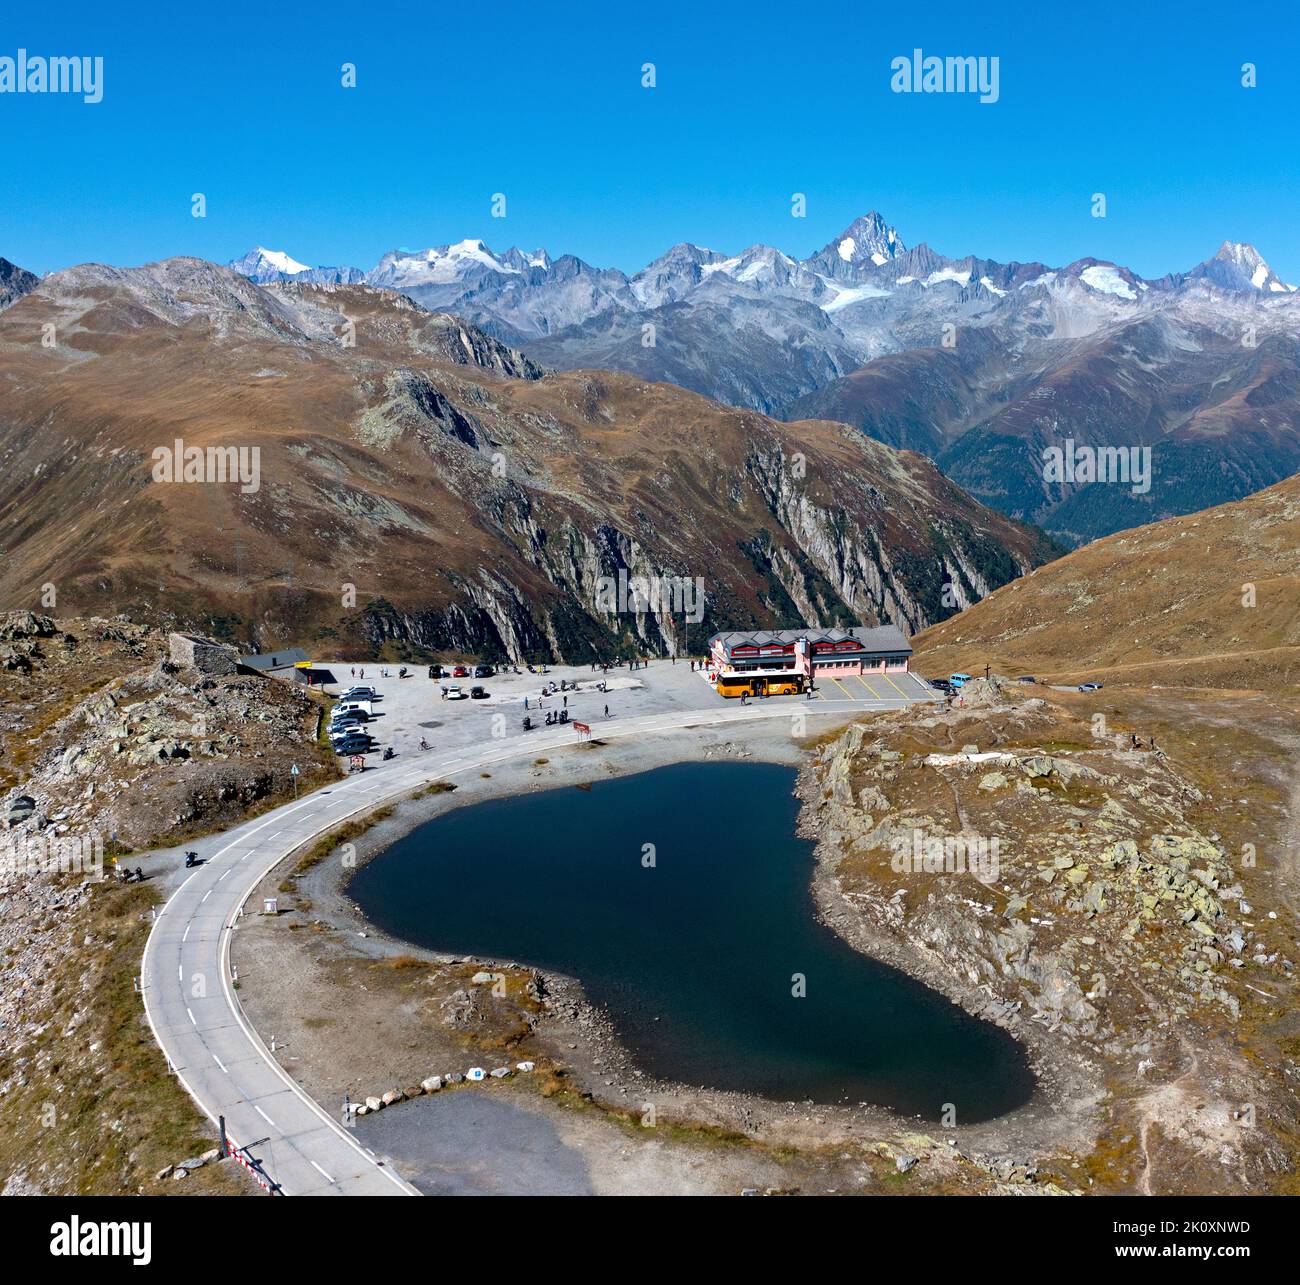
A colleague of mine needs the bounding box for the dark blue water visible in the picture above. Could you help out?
[349,762,1034,1120]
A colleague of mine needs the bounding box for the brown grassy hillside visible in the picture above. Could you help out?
[913,475,1300,689]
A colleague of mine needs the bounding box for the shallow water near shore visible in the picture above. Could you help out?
[348,761,1034,1120]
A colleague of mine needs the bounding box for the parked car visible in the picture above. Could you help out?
[1077,682,1103,691]
[470,685,489,699]
[340,686,377,700]
[1016,676,1036,684]
[444,685,467,700]
[335,722,372,737]
[452,665,469,678]
[930,678,953,692]
[329,715,366,734]
[334,699,372,718]
[950,673,973,688]
[333,733,373,755]
[473,664,494,678]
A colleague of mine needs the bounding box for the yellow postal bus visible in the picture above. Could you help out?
[715,668,806,698]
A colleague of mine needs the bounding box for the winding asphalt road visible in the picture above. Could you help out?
[140,686,935,1196]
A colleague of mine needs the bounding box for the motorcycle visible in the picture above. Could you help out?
[382,747,395,760]
[522,715,533,731]
[184,850,201,868]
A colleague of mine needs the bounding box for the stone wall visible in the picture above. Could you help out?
[167,632,237,677]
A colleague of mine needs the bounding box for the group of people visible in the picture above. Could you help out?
[590,656,654,673]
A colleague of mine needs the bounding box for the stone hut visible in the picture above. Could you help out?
[168,632,238,676]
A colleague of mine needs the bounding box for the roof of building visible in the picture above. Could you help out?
[238,647,310,671]
[709,625,911,654]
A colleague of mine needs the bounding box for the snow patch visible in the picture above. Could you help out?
[924,267,972,287]
[1079,264,1137,299]
[821,283,892,312]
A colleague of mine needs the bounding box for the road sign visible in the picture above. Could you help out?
[290,763,300,776]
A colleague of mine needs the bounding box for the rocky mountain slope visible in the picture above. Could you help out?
[0,257,38,311]
[0,611,331,1195]
[0,258,1054,660]
[227,218,1300,545]
[911,473,1300,689]
[801,684,1300,1193]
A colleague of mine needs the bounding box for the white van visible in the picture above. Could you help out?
[333,699,372,719]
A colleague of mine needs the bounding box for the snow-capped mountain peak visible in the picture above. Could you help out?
[1184,241,1294,294]
[821,212,907,268]
[802,212,907,284]
[1216,240,1293,291]
[227,247,311,283]
[368,239,524,289]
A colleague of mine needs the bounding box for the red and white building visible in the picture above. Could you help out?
[707,625,911,679]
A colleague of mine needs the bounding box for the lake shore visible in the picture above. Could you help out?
[230,699,1090,1194]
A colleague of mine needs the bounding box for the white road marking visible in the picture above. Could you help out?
[310,1160,334,1183]
[213,1054,227,1073]
[255,1104,277,1128]
[186,1007,196,1026]
[181,924,190,943]
[200,889,212,903]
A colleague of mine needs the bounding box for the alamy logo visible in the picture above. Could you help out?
[1,831,103,885]
[890,49,1000,104]
[890,827,1001,884]
[50,1218,151,1266]
[594,569,704,623]
[1042,438,1152,495]
[0,50,103,103]
[152,439,261,494]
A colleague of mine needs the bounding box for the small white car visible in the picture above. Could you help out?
[443,685,467,701]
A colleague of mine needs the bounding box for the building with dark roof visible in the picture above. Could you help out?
[238,647,310,674]
[707,625,911,678]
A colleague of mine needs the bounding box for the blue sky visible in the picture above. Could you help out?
[2,0,1298,279]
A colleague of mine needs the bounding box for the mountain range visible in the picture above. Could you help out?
[216,215,1300,545]
[0,258,1055,658]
